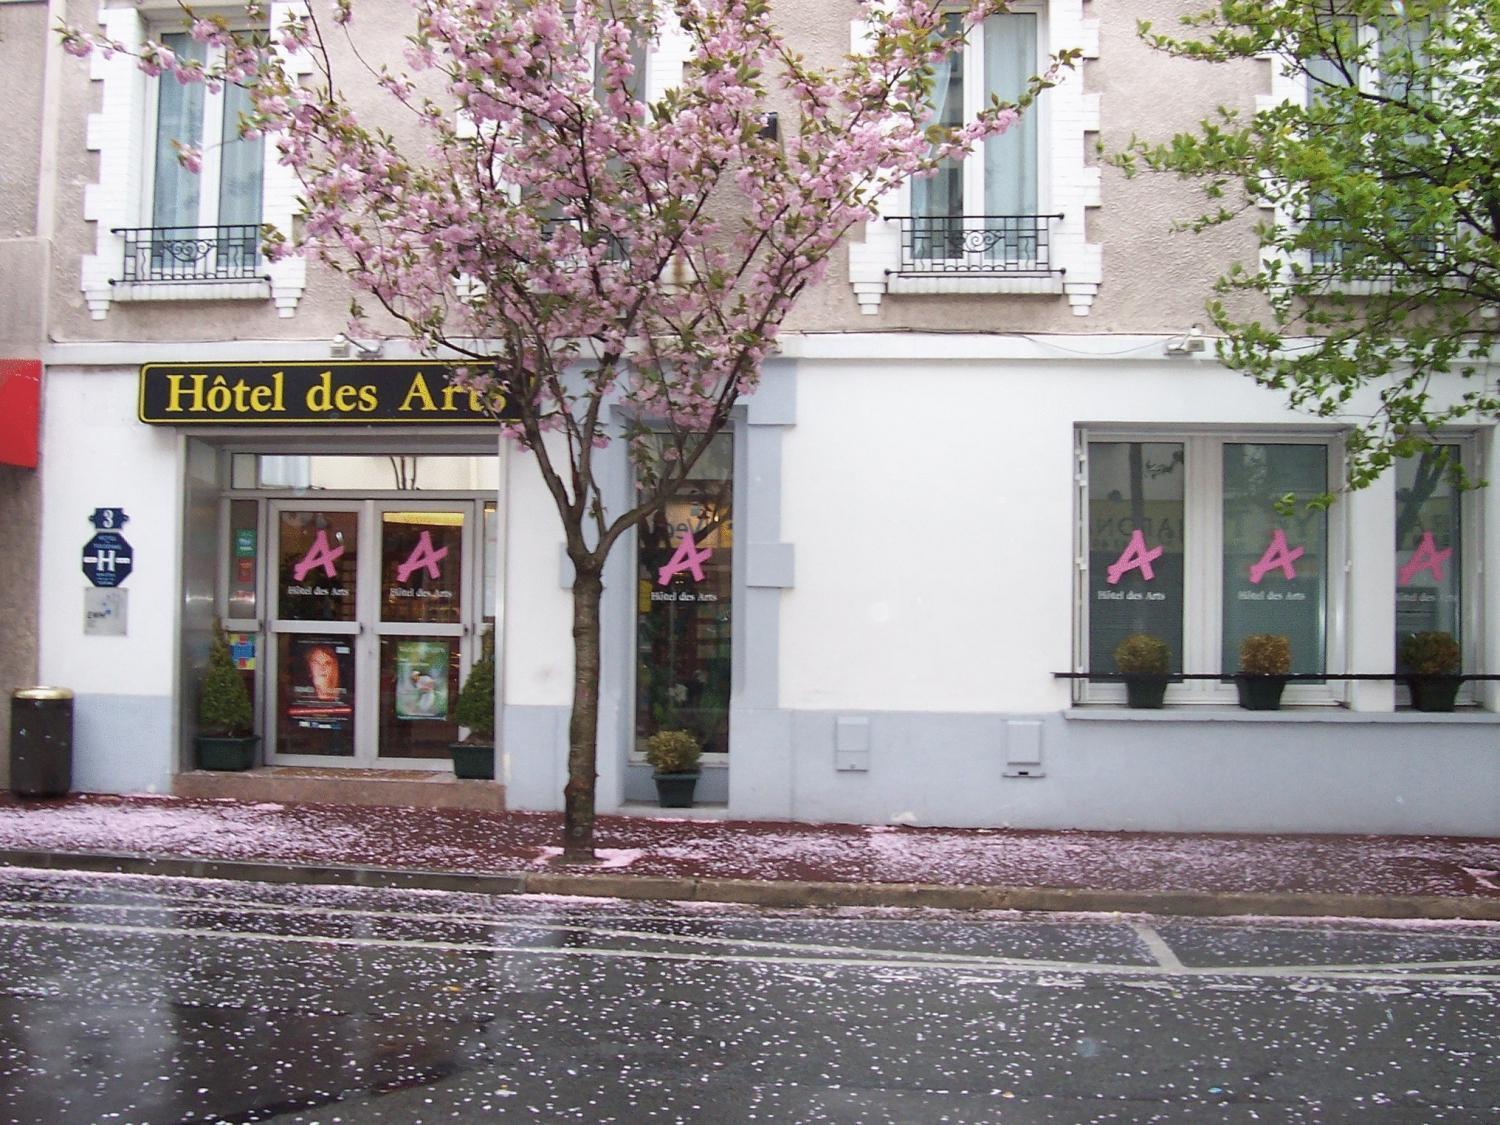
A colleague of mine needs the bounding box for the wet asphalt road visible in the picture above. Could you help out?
[0,869,1498,1123]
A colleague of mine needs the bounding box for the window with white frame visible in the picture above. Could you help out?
[1301,9,1433,272]
[1394,444,1471,689]
[1080,433,1342,705]
[905,11,1048,272]
[81,2,308,318]
[846,0,1101,316]
[125,31,264,284]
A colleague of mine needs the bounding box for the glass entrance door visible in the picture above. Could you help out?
[267,500,479,766]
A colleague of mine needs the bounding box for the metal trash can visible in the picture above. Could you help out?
[11,687,74,798]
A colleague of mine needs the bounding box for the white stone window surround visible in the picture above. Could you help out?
[848,0,1101,316]
[81,0,309,320]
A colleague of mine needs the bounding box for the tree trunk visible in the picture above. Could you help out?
[562,565,604,861]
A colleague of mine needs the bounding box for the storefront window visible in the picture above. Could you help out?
[1078,432,1341,704]
[227,498,258,620]
[237,454,499,492]
[635,435,733,755]
[1221,444,1328,677]
[1395,446,1461,665]
[1087,441,1185,677]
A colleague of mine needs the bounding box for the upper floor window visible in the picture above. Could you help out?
[906,11,1049,272]
[845,0,1100,314]
[124,32,264,284]
[1302,9,1434,273]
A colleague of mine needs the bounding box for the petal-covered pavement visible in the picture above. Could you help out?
[2,793,1499,916]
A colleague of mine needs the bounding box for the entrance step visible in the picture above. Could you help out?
[173,767,505,812]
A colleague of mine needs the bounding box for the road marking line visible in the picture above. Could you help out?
[0,900,1106,972]
[1132,923,1184,971]
[1,915,1498,987]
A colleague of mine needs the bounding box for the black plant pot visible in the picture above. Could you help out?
[653,770,700,808]
[196,735,259,771]
[1236,675,1288,711]
[1123,674,1169,709]
[1406,674,1462,713]
[450,741,495,780]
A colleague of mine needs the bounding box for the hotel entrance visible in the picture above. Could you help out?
[210,449,501,771]
[266,499,484,765]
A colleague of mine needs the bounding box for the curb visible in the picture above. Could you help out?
[4,849,1500,921]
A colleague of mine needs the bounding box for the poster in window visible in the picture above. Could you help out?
[285,636,354,731]
[394,640,450,721]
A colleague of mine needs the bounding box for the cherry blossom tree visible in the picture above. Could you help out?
[63,0,1074,859]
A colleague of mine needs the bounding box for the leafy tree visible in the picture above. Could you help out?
[1116,0,1500,491]
[64,0,1073,858]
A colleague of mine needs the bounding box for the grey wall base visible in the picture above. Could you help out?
[70,693,174,796]
[578,705,1500,836]
[768,708,1500,836]
[499,705,569,812]
[62,695,1500,838]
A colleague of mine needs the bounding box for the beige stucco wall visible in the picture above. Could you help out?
[45,0,1272,344]
[1,1,47,241]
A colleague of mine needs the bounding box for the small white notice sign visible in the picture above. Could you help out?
[84,587,128,636]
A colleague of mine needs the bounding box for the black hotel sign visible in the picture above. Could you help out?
[138,362,516,425]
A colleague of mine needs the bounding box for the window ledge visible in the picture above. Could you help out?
[111,280,272,303]
[1065,706,1498,724]
[888,274,1064,297]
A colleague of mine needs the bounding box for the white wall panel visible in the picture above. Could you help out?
[38,368,180,697]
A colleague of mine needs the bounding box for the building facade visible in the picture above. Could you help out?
[27,0,1500,833]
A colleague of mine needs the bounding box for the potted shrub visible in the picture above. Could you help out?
[644,729,701,808]
[1113,633,1171,709]
[1400,630,1462,712]
[450,629,496,779]
[1236,633,1292,711]
[197,625,259,770]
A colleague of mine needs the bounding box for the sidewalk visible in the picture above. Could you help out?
[2,791,1500,920]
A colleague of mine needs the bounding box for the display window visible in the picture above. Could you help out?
[634,433,734,756]
[1079,432,1342,706]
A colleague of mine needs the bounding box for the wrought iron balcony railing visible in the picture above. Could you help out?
[113,225,264,284]
[894,213,1063,276]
